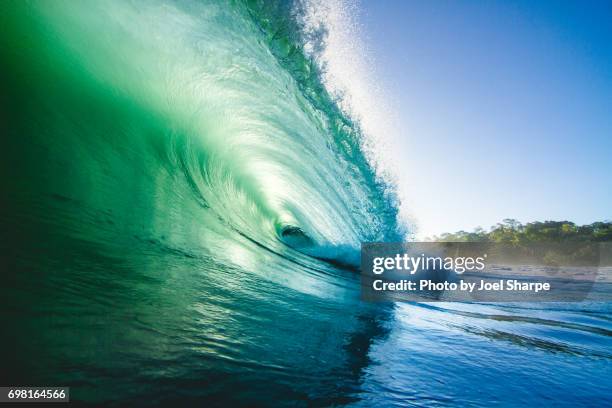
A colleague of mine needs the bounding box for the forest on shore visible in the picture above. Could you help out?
[432,219,612,243]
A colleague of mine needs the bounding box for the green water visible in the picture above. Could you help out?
[0,0,401,404]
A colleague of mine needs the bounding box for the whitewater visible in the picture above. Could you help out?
[0,0,610,406]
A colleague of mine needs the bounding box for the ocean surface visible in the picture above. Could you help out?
[0,0,610,406]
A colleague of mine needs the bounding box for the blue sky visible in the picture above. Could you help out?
[358,0,612,237]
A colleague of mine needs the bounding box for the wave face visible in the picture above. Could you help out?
[0,0,401,404]
[0,0,403,256]
[1,1,611,406]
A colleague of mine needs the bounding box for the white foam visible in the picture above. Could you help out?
[296,0,414,237]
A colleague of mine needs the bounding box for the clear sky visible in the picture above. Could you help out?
[358,0,612,238]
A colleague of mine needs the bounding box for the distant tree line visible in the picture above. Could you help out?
[432,219,612,243]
